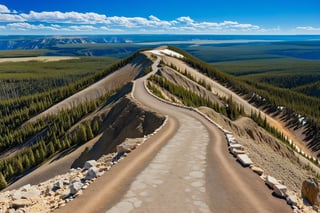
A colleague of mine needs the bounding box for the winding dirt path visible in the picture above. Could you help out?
[56,56,291,212]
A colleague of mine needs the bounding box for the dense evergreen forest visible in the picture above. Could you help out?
[0,57,117,99]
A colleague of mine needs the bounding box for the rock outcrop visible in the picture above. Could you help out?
[301,177,319,206]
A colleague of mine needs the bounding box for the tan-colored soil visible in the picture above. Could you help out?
[0,56,79,63]
[27,54,151,123]
[162,54,315,159]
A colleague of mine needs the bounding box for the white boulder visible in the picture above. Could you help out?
[265,175,280,189]
[273,184,287,198]
[85,167,100,180]
[84,160,97,170]
[236,154,253,166]
[228,144,243,150]
[286,194,298,206]
[11,199,33,208]
[53,180,64,190]
[70,182,83,195]
[230,148,246,157]
[250,166,264,176]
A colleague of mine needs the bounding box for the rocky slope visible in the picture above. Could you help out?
[0,93,165,212]
[71,95,165,168]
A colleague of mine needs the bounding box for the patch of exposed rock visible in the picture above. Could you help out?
[0,136,147,213]
[71,95,165,168]
[301,177,319,207]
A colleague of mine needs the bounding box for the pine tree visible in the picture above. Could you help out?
[5,164,14,180]
[77,125,87,144]
[92,119,100,135]
[27,149,35,166]
[0,172,7,190]
[65,138,71,148]
[23,155,30,169]
[15,159,24,174]
[86,123,94,140]
[34,149,41,164]
[48,142,55,156]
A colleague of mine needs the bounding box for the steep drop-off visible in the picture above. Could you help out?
[71,95,165,168]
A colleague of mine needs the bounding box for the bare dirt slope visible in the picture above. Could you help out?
[27,54,151,123]
[0,56,79,63]
[199,106,311,193]
[71,95,165,168]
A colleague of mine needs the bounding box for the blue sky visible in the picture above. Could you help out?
[0,0,319,34]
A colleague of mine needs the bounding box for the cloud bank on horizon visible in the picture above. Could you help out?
[0,4,319,35]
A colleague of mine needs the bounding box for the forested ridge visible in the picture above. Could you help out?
[148,74,244,121]
[0,92,112,188]
[0,51,142,188]
[0,51,140,150]
[169,46,320,153]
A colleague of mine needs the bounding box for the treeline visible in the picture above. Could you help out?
[169,46,320,151]
[250,110,287,143]
[257,73,320,89]
[0,57,118,100]
[165,62,212,91]
[0,92,112,189]
[149,75,244,120]
[0,51,141,151]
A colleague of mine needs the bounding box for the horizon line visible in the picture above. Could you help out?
[0,34,320,36]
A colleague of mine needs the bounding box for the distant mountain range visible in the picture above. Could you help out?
[1,34,320,51]
[0,36,133,50]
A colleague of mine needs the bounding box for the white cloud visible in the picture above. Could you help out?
[177,16,194,25]
[149,15,160,22]
[69,25,97,31]
[233,23,260,30]
[0,3,316,34]
[21,11,108,24]
[296,26,320,31]
[106,16,172,28]
[0,4,10,13]
[0,13,24,22]
[100,26,109,30]
[7,22,61,31]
